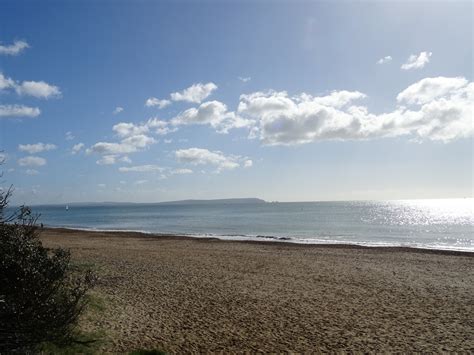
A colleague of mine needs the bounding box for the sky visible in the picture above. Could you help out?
[0,0,472,204]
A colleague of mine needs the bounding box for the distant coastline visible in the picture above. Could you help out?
[29,197,267,208]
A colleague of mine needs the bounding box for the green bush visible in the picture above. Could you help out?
[0,182,95,352]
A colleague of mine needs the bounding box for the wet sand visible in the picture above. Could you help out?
[41,228,474,353]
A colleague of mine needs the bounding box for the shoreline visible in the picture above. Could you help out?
[44,226,473,257]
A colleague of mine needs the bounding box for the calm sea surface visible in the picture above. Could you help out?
[20,199,474,251]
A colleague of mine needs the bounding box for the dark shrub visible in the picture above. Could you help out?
[0,182,94,352]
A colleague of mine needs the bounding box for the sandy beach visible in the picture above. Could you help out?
[40,228,474,353]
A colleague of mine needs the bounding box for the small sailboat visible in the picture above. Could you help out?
[65,205,69,211]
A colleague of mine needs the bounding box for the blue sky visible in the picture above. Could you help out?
[1,0,472,204]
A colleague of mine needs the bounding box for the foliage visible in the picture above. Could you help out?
[0,177,95,352]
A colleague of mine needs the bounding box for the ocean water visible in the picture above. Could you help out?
[18,199,474,252]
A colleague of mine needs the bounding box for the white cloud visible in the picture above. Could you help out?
[0,72,60,99]
[164,139,173,144]
[243,159,253,168]
[65,131,75,140]
[0,40,29,56]
[377,56,392,64]
[71,143,85,154]
[18,156,46,167]
[25,169,39,175]
[175,148,242,172]
[0,104,40,118]
[0,73,15,90]
[88,134,156,155]
[238,76,251,83]
[134,180,148,185]
[88,142,136,155]
[145,98,171,109]
[18,143,57,154]
[112,118,175,138]
[96,155,116,165]
[171,168,193,175]
[171,100,251,133]
[96,155,131,165]
[312,90,367,108]
[396,77,468,105]
[401,51,432,70]
[98,183,106,188]
[113,106,124,114]
[170,82,217,103]
[146,118,175,135]
[121,134,156,149]
[238,77,473,145]
[113,122,149,137]
[119,165,166,173]
[15,80,61,99]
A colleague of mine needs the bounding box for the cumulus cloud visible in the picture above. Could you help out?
[0,73,15,90]
[171,100,251,133]
[113,106,124,114]
[15,80,61,99]
[396,77,468,105]
[18,156,46,167]
[18,142,57,154]
[175,148,246,172]
[243,159,253,168]
[71,143,85,154]
[145,98,171,109]
[377,56,392,64]
[112,117,175,138]
[113,122,149,137]
[170,82,217,103]
[401,51,432,70]
[88,134,156,155]
[0,104,40,118]
[0,72,61,99]
[89,117,165,165]
[88,142,135,155]
[238,77,472,145]
[0,40,29,55]
[146,118,176,135]
[121,135,156,148]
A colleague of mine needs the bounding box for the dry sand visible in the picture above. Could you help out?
[41,228,474,353]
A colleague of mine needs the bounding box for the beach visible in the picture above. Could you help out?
[41,228,474,353]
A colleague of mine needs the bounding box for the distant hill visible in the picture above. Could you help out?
[30,198,266,207]
[156,198,266,205]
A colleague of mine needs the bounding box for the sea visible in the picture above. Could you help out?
[17,198,474,252]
